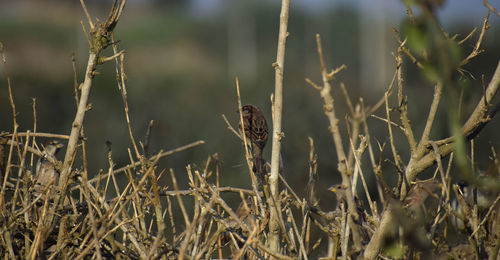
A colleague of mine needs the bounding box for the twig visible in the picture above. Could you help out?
[306,137,318,206]
[384,92,402,185]
[72,53,80,106]
[307,33,362,251]
[404,1,415,23]
[484,0,500,17]
[79,0,95,30]
[339,82,355,115]
[57,1,128,213]
[143,120,154,158]
[470,194,500,239]
[111,34,141,162]
[222,114,242,139]
[268,0,290,253]
[396,48,417,154]
[417,83,443,155]
[74,140,204,188]
[0,42,19,208]
[370,114,405,131]
[392,29,424,69]
[362,102,390,201]
[460,11,490,66]
[4,132,69,140]
[235,77,266,217]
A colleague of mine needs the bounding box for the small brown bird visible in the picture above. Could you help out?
[222,197,258,258]
[234,197,257,230]
[35,140,64,194]
[239,104,268,175]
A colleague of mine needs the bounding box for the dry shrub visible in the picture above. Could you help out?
[1,0,500,259]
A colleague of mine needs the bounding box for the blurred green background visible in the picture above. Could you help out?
[1,0,500,222]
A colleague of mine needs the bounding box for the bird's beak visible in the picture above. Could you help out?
[56,143,64,149]
[328,186,337,193]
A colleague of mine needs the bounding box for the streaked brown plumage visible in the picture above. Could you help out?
[35,140,64,194]
[222,197,258,258]
[239,104,268,174]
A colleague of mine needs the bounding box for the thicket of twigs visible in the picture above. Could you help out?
[1,0,500,259]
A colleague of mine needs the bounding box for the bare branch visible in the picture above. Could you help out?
[268,0,290,253]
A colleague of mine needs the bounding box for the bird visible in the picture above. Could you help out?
[238,104,268,175]
[222,197,260,258]
[35,140,64,195]
[233,197,258,232]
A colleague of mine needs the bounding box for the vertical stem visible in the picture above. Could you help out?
[58,52,98,196]
[269,0,290,254]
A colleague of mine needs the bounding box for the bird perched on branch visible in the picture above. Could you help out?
[221,197,262,258]
[239,104,268,176]
[35,140,64,194]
